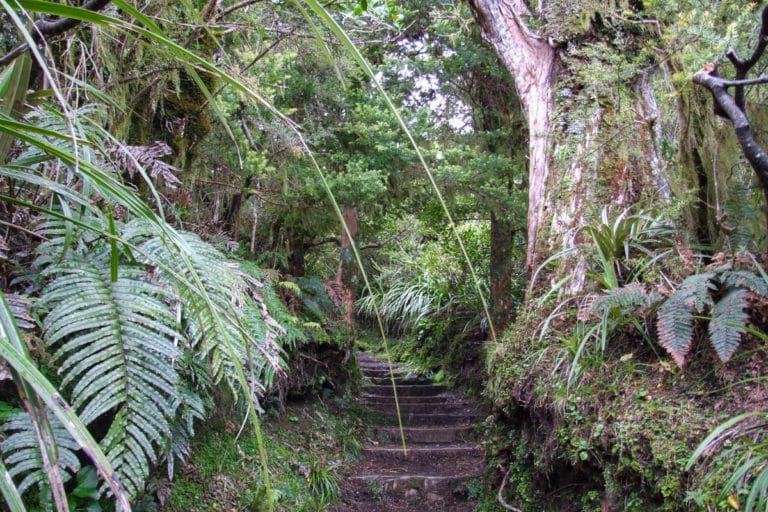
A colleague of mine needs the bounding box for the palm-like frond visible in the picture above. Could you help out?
[123,221,282,398]
[38,259,181,498]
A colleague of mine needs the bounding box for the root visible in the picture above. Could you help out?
[497,464,523,512]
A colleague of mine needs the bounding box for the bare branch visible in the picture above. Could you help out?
[719,74,768,87]
[0,0,112,67]
[723,4,768,109]
[693,67,768,214]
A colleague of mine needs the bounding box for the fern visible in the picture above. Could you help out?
[679,272,718,312]
[657,294,696,368]
[0,411,80,497]
[165,385,205,479]
[721,270,768,297]
[592,282,656,314]
[709,289,750,362]
[297,276,336,322]
[123,221,283,399]
[656,272,717,368]
[38,259,181,498]
[656,265,768,367]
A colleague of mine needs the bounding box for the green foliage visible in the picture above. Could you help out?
[583,207,675,289]
[165,398,365,511]
[657,272,716,367]
[657,266,766,368]
[0,412,80,499]
[306,460,339,507]
[39,260,181,497]
[688,412,768,512]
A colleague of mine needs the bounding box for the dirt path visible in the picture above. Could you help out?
[334,353,484,511]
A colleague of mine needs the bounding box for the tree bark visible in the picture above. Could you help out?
[467,0,556,276]
[336,206,359,330]
[468,1,673,294]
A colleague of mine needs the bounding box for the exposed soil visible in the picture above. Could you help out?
[333,353,485,511]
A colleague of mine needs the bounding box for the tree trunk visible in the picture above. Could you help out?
[490,211,515,331]
[467,0,556,276]
[336,206,359,330]
[468,1,675,293]
[288,237,307,277]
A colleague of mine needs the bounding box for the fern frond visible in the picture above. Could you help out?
[0,411,80,496]
[720,270,768,297]
[678,272,717,312]
[166,384,205,479]
[124,221,282,400]
[709,289,750,363]
[297,276,336,321]
[657,294,696,368]
[592,282,655,314]
[38,260,181,498]
[656,272,718,367]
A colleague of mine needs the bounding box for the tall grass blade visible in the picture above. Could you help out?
[0,456,26,512]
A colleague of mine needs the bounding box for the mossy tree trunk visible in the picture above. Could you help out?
[468,1,680,292]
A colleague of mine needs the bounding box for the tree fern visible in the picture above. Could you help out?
[38,259,181,498]
[709,288,750,362]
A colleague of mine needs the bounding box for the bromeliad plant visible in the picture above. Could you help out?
[583,207,675,289]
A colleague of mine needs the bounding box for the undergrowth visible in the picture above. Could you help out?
[164,394,369,511]
[483,299,768,511]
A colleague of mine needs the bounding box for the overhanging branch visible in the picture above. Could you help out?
[0,0,113,67]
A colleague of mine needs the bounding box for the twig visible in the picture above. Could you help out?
[0,220,47,240]
[724,4,768,109]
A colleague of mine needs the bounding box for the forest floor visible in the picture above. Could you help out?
[163,394,370,511]
[332,353,487,511]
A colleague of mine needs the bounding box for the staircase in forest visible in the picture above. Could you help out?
[335,353,485,511]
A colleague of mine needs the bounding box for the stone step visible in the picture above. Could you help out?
[365,375,429,386]
[360,394,457,405]
[365,401,475,415]
[361,369,408,379]
[362,444,483,465]
[372,412,479,427]
[341,473,480,511]
[373,425,474,444]
[363,384,447,397]
[349,473,482,494]
[359,360,402,369]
